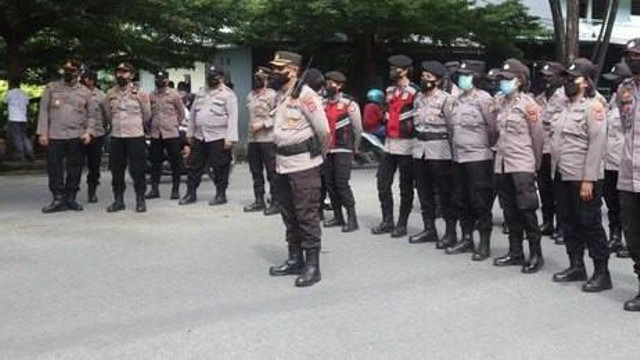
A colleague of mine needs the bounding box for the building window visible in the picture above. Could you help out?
[592,0,606,20]
[633,0,640,15]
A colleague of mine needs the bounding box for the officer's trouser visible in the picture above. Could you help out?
[376,153,414,225]
[322,152,355,212]
[109,136,146,196]
[276,166,322,250]
[149,137,183,186]
[414,158,454,224]
[556,176,608,261]
[84,135,104,187]
[46,138,84,196]
[537,153,555,224]
[186,139,231,193]
[248,141,276,201]
[452,160,493,234]
[497,172,540,240]
[603,170,622,232]
[621,191,640,279]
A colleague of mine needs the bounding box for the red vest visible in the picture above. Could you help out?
[324,98,355,150]
[386,84,417,139]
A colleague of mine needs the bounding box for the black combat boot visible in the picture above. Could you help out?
[323,208,345,228]
[391,210,410,238]
[409,219,438,244]
[372,221,394,235]
[607,226,623,253]
[624,284,640,312]
[295,248,321,287]
[145,183,160,199]
[552,254,587,282]
[342,206,359,233]
[493,234,525,266]
[170,181,181,200]
[179,189,197,205]
[88,184,98,203]
[436,220,457,249]
[107,192,125,212]
[66,191,83,211]
[209,188,227,206]
[540,216,554,236]
[522,237,544,274]
[42,193,69,213]
[135,194,147,213]
[264,199,280,216]
[472,230,491,261]
[445,230,474,255]
[617,245,631,258]
[553,227,565,245]
[582,258,613,293]
[269,243,305,276]
[244,196,266,212]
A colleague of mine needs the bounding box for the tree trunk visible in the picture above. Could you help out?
[566,0,580,64]
[549,0,567,63]
[594,0,619,84]
[353,33,377,103]
[4,35,24,83]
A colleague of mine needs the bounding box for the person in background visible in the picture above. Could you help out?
[4,78,34,162]
[80,70,106,203]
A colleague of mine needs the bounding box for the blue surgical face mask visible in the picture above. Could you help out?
[499,79,517,95]
[457,75,474,91]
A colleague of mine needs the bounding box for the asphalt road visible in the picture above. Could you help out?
[0,165,638,359]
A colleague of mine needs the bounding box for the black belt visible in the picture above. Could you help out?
[415,132,449,141]
[276,138,319,156]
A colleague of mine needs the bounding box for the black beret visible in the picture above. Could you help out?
[388,54,413,68]
[602,62,632,81]
[421,61,447,78]
[324,71,347,83]
[625,38,640,54]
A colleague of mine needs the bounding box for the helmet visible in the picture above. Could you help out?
[367,89,384,104]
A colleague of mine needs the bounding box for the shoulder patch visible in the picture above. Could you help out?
[525,104,539,122]
[302,96,317,113]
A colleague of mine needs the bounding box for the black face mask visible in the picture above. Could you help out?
[155,80,167,89]
[325,86,338,98]
[207,76,222,88]
[116,76,129,87]
[627,58,640,75]
[389,69,401,81]
[64,72,77,83]
[421,80,437,92]
[563,78,580,98]
[252,76,265,89]
[270,72,289,91]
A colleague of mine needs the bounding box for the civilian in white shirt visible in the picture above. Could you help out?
[4,79,34,161]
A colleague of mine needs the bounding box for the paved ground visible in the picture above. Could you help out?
[0,165,638,360]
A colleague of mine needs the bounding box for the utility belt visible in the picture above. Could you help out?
[276,136,322,157]
[415,131,449,141]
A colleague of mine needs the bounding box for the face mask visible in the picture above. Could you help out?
[252,76,265,89]
[421,80,437,92]
[64,72,77,83]
[155,80,167,89]
[499,79,517,96]
[563,78,580,98]
[626,58,640,74]
[270,72,289,91]
[116,76,129,87]
[389,69,401,81]
[207,75,222,88]
[325,86,338,98]
[457,75,474,91]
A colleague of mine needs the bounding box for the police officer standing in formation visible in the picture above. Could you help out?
[446,60,498,259]
[602,62,632,258]
[79,69,106,203]
[492,59,544,272]
[551,58,611,292]
[321,71,362,233]
[37,60,94,213]
[146,70,186,201]
[244,67,279,215]
[180,65,238,206]
[371,55,418,238]
[101,63,151,213]
[267,51,330,287]
[616,38,640,311]
[536,62,567,244]
[409,61,457,247]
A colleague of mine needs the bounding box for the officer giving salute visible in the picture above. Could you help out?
[267,51,330,287]
[101,62,152,213]
[180,65,238,206]
[37,60,93,213]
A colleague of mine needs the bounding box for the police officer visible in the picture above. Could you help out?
[551,58,611,292]
[267,51,330,287]
[180,65,238,206]
[102,62,151,213]
[321,70,362,232]
[371,55,418,238]
[602,62,632,258]
[79,69,106,203]
[244,66,279,215]
[492,59,545,272]
[37,60,93,213]
[409,61,456,247]
[616,38,640,311]
[445,60,498,259]
[444,61,463,97]
[146,70,185,200]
